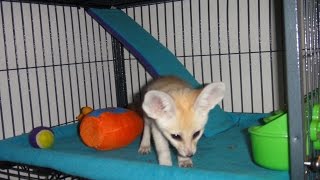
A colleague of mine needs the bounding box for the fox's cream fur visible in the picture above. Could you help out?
[139,76,225,168]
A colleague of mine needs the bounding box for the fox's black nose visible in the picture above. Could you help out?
[186,153,193,158]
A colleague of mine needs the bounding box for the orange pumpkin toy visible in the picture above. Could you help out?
[76,107,143,150]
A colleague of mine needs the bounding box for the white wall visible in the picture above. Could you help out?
[124,0,285,113]
[0,2,117,138]
[0,0,285,139]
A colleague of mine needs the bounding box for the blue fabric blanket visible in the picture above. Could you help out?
[0,113,288,180]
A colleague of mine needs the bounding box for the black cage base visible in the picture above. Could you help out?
[0,161,83,180]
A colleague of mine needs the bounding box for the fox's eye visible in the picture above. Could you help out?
[171,134,182,141]
[193,131,201,139]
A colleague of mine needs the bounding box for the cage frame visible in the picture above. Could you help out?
[283,0,306,179]
[0,0,316,179]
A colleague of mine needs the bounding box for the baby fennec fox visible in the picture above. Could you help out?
[139,76,225,168]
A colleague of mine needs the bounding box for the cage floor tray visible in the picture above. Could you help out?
[0,120,288,180]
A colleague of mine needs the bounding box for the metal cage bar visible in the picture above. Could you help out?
[0,161,82,179]
[112,37,128,107]
[283,0,307,179]
[283,0,320,178]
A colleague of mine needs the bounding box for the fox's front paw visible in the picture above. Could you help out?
[159,159,172,166]
[179,158,193,168]
[138,145,151,154]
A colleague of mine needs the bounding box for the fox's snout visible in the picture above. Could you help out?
[184,151,194,158]
[178,144,196,158]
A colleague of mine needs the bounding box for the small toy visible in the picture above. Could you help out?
[76,106,94,120]
[29,126,55,149]
[77,107,143,151]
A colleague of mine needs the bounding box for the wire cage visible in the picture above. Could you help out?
[281,0,320,179]
[0,0,318,179]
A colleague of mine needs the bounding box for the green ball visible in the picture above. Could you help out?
[29,126,55,149]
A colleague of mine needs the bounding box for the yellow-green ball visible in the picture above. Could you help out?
[29,127,55,149]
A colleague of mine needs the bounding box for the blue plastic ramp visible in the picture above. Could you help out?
[86,8,200,88]
[86,8,237,138]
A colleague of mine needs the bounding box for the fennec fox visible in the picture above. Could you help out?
[139,76,225,168]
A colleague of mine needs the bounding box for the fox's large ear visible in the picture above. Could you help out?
[142,90,176,120]
[194,82,225,115]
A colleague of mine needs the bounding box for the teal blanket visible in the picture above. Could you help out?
[0,114,288,180]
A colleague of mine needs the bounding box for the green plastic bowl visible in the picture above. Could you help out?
[248,112,289,170]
